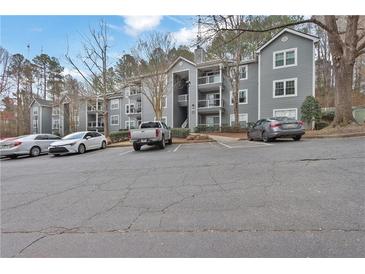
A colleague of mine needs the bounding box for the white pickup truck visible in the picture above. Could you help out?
[129,121,172,151]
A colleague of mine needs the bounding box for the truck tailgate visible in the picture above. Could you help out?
[130,129,156,140]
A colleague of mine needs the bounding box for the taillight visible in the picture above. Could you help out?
[155,128,159,137]
[270,121,282,128]
[298,120,304,126]
[128,131,131,139]
[13,141,22,147]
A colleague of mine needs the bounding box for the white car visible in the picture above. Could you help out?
[0,134,61,159]
[48,131,107,156]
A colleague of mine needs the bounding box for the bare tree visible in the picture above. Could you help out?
[0,47,11,96]
[132,32,175,120]
[65,20,114,139]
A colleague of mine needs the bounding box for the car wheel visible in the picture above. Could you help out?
[30,146,41,157]
[8,155,18,159]
[262,131,271,143]
[167,138,172,145]
[159,136,166,149]
[293,136,302,141]
[247,132,254,141]
[53,154,60,157]
[101,141,107,149]
[133,142,141,151]
[78,144,86,154]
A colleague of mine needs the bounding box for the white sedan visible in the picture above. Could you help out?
[48,131,107,155]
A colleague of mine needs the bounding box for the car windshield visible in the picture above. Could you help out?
[140,122,161,128]
[62,132,85,140]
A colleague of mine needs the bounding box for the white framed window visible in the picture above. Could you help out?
[110,99,119,110]
[273,108,298,119]
[273,48,297,69]
[111,115,119,125]
[125,120,136,129]
[230,89,248,105]
[206,115,219,126]
[52,107,59,116]
[32,118,38,128]
[52,118,60,129]
[273,78,297,98]
[32,107,38,116]
[230,113,248,126]
[239,65,248,80]
[125,103,135,114]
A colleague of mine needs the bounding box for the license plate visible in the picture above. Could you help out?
[1,145,10,149]
[285,124,296,129]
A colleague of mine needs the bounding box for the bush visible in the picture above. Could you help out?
[171,128,190,138]
[314,121,329,130]
[321,110,335,122]
[109,131,129,143]
[193,124,248,133]
[301,96,322,126]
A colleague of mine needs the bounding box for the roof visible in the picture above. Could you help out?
[166,56,196,72]
[30,97,53,108]
[256,28,319,53]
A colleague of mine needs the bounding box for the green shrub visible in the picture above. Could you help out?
[314,121,329,130]
[301,96,322,126]
[171,128,190,138]
[109,131,129,143]
[321,110,335,122]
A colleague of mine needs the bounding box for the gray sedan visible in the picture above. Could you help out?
[247,117,305,142]
[0,134,61,159]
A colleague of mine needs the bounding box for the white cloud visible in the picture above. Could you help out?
[172,26,197,46]
[123,16,163,36]
[62,67,84,80]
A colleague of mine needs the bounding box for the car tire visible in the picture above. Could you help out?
[30,146,41,157]
[293,136,302,141]
[159,136,166,149]
[53,154,60,157]
[78,144,86,154]
[101,141,107,149]
[167,138,172,145]
[247,132,254,141]
[262,131,271,143]
[133,142,141,151]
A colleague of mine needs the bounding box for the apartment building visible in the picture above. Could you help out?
[30,28,318,135]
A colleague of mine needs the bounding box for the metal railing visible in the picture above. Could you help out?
[87,105,103,112]
[88,121,104,128]
[198,74,220,85]
[198,98,222,108]
[178,94,188,102]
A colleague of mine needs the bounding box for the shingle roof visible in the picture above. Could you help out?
[33,98,53,107]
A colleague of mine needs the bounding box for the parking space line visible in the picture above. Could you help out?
[119,150,133,156]
[173,144,182,152]
[217,141,233,149]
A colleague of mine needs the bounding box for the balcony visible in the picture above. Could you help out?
[87,105,103,112]
[88,121,104,128]
[178,94,188,107]
[198,74,220,85]
[198,98,224,114]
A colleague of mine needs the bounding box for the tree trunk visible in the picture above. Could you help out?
[103,99,109,139]
[332,60,355,125]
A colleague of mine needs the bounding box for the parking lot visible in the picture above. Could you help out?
[1,137,365,257]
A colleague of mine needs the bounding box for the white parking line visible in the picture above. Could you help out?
[119,150,133,156]
[217,141,233,149]
[173,144,182,152]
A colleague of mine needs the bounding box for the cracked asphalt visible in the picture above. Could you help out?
[1,137,364,257]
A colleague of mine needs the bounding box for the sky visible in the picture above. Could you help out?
[0,15,197,78]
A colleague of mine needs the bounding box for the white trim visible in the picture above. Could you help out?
[239,65,248,80]
[272,108,298,120]
[125,119,135,129]
[312,43,316,97]
[166,56,196,72]
[125,103,135,114]
[256,28,319,53]
[273,48,297,69]
[258,53,261,119]
[110,99,119,110]
[230,89,248,105]
[273,78,298,98]
[110,115,119,126]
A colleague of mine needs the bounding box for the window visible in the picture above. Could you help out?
[125,104,134,114]
[239,65,248,80]
[125,120,136,129]
[230,113,248,126]
[111,115,119,125]
[206,116,219,126]
[32,118,38,129]
[35,135,48,140]
[230,89,248,105]
[273,78,297,98]
[273,108,297,119]
[273,48,297,68]
[110,99,119,110]
[52,107,59,115]
[32,107,38,116]
[52,119,60,129]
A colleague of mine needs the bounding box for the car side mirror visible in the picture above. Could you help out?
[85,136,91,140]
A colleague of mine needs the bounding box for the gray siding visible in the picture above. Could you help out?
[109,97,122,131]
[259,32,314,120]
[78,100,87,131]
[41,107,52,134]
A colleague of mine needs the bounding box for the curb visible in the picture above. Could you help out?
[108,139,216,148]
[303,132,365,139]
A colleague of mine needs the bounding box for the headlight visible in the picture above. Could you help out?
[66,142,77,146]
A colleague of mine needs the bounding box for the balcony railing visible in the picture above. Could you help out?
[198,98,222,108]
[198,74,220,85]
[87,105,103,112]
[178,94,188,106]
[88,121,104,128]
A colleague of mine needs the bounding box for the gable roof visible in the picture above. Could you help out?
[256,28,319,53]
[166,56,196,72]
[30,97,53,108]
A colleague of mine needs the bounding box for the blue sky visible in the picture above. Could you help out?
[0,15,196,77]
